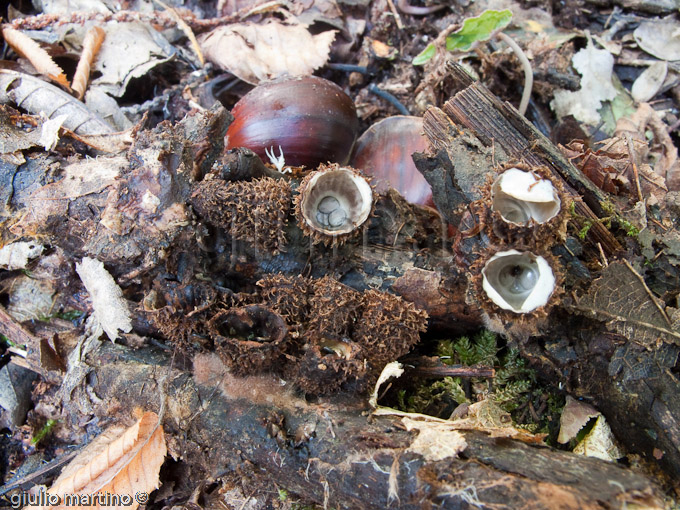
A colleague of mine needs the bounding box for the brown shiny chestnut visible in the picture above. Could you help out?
[225,75,359,168]
[350,115,432,207]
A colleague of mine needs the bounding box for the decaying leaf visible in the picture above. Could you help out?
[551,37,617,125]
[369,361,404,408]
[90,22,175,97]
[572,415,623,461]
[403,418,467,461]
[38,114,68,151]
[1,25,69,88]
[569,260,680,348]
[199,20,336,84]
[75,257,132,342]
[29,412,166,510]
[0,363,36,430]
[557,396,600,444]
[0,69,114,135]
[0,241,44,270]
[634,17,680,62]
[72,26,106,100]
[631,62,667,104]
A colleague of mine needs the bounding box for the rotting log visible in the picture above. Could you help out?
[412,63,680,480]
[85,342,664,510]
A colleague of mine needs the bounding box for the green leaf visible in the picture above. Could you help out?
[445,9,513,52]
[413,43,436,65]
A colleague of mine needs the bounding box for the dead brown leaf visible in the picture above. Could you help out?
[1,25,70,89]
[557,396,600,444]
[568,260,680,348]
[72,26,106,100]
[198,20,336,84]
[29,412,166,510]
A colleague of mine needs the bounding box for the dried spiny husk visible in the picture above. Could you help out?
[256,274,312,326]
[352,289,428,367]
[294,163,373,246]
[472,248,564,339]
[143,280,218,347]
[478,163,570,248]
[191,176,291,253]
[209,305,289,375]
[289,338,368,396]
[307,276,362,337]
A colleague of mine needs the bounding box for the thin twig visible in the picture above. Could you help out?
[406,365,496,378]
[497,32,532,116]
[386,0,404,30]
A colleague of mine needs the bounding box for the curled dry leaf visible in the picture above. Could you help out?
[634,18,680,61]
[1,25,69,89]
[199,20,336,84]
[75,257,132,342]
[631,61,667,104]
[28,412,166,510]
[0,69,114,135]
[72,26,106,100]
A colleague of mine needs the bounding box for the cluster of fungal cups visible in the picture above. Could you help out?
[474,163,569,325]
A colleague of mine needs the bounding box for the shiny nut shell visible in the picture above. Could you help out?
[351,116,432,206]
[226,75,359,168]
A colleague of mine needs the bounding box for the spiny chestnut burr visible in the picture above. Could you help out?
[225,75,359,168]
[350,116,433,207]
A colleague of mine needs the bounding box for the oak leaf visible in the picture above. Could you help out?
[30,412,166,510]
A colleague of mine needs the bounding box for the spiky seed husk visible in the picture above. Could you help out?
[209,305,289,375]
[353,289,428,367]
[191,176,291,253]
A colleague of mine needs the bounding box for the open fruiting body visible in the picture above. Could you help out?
[295,164,373,245]
[226,75,359,168]
[351,115,432,207]
[481,249,556,313]
[491,167,561,225]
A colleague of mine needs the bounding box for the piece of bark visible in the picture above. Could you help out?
[79,344,664,510]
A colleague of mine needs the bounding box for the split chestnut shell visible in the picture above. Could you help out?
[295,164,373,245]
[491,168,561,225]
[482,250,556,313]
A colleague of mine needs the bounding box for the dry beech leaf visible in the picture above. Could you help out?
[153,0,204,66]
[76,257,132,342]
[199,20,336,84]
[1,25,69,88]
[569,260,680,347]
[72,26,106,100]
[0,69,114,135]
[29,412,166,510]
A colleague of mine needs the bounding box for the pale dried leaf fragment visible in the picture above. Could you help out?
[75,257,132,342]
[631,61,668,103]
[199,20,336,84]
[29,412,166,510]
[0,241,43,270]
[39,113,68,151]
[152,0,204,66]
[403,418,467,461]
[569,260,680,347]
[551,37,617,125]
[572,415,623,461]
[72,26,106,100]
[1,25,69,88]
[557,396,601,444]
[369,361,404,408]
[634,18,680,61]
